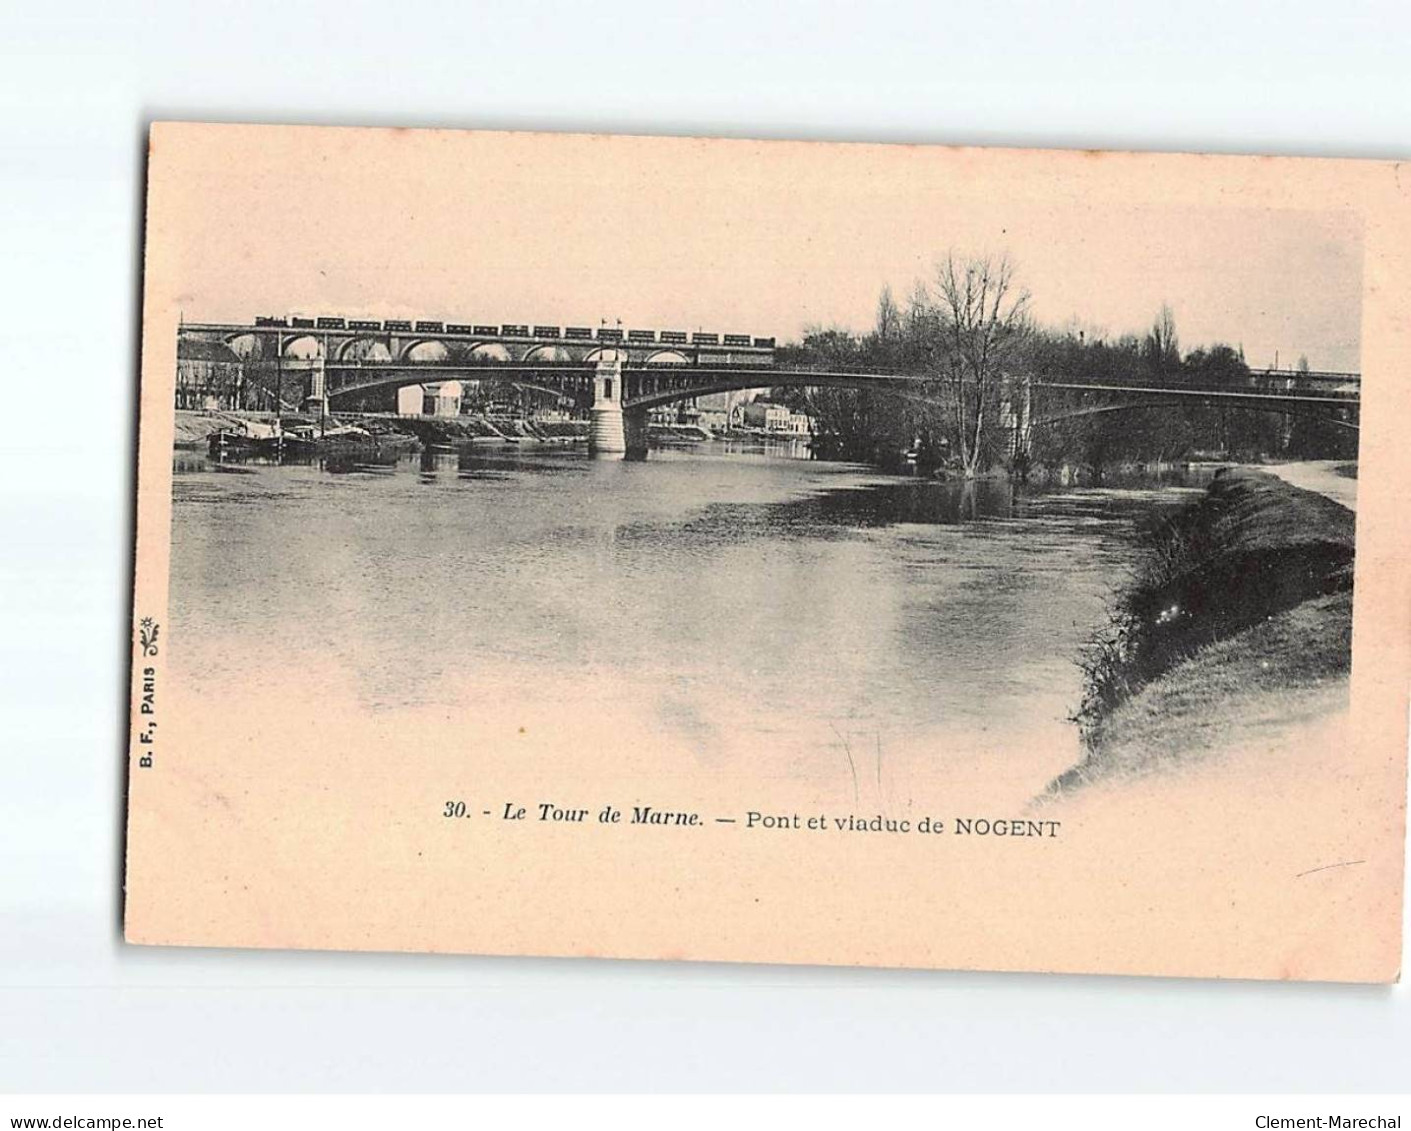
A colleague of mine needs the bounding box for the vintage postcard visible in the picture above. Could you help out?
[125,123,1409,980]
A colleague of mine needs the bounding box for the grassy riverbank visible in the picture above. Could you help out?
[1048,469,1355,795]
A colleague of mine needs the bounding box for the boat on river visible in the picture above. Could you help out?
[210,418,400,460]
[208,418,284,458]
[282,422,375,455]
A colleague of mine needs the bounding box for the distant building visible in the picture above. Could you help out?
[689,392,733,432]
[696,407,730,432]
[699,388,780,429]
[422,381,463,417]
[741,401,793,432]
[395,381,463,417]
[175,338,243,410]
[649,400,713,429]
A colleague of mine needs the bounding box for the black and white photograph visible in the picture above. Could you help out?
[166,190,1362,806]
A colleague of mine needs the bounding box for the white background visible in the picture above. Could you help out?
[2,0,1409,1094]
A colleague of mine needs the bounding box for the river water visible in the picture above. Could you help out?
[168,442,1204,805]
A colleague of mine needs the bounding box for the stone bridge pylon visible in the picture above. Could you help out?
[589,348,626,456]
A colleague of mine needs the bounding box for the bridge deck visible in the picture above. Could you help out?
[312,363,1359,407]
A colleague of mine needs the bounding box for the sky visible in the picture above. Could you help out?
[166,128,1365,372]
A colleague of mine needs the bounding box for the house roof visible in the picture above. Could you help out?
[177,338,240,363]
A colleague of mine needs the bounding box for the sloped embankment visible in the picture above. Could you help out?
[1048,469,1355,795]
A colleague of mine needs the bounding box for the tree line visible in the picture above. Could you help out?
[774,254,1356,477]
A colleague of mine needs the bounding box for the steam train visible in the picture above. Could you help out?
[252,315,774,350]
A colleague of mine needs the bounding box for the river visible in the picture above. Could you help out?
[168,443,1206,807]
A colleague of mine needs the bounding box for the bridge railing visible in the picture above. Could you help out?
[318,357,1361,401]
[323,358,785,371]
[1031,376,1361,400]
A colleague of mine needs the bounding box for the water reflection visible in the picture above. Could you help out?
[168,444,1206,798]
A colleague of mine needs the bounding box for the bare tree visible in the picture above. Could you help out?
[1142,303,1180,378]
[875,284,902,343]
[929,253,1031,478]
